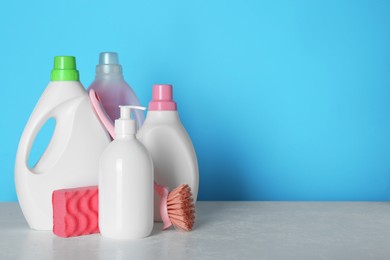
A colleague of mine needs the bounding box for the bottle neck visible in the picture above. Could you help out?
[146,110,180,123]
[95,73,123,80]
[95,64,123,79]
[116,134,136,140]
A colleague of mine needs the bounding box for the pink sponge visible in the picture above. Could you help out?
[52,186,99,238]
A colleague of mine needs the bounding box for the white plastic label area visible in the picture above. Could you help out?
[137,110,199,221]
[14,81,111,230]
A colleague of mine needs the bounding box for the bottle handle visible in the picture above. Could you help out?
[16,88,81,177]
[16,97,57,176]
[89,90,173,229]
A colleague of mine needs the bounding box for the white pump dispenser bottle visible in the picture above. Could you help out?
[99,106,154,239]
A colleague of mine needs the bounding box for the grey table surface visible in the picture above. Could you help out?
[0,202,390,260]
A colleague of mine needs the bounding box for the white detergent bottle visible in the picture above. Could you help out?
[88,52,144,128]
[137,84,199,221]
[14,56,111,230]
[99,106,154,239]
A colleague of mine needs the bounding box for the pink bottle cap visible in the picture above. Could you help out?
[149,84,177,111]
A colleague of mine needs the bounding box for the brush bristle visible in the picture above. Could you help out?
[167,184,195,231]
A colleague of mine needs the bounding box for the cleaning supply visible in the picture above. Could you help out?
[14,56,111,230]
[137,84,199,221]
[88,52,144,128]
[99,106,153,239]
[53,186,99,238]
[52,183,195,238]
[90,89,196,231]
[155,183,195,231]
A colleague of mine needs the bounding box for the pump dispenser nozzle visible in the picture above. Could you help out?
[115,105,146,136]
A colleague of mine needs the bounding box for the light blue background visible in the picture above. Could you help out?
[1,0,390,201]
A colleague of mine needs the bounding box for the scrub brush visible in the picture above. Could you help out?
[154,182,195,231]
[89,89,196,231]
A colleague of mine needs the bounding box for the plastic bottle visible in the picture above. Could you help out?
[99,106,154,239]
[88,52,144,129]
[137,84,199,221]
[15,56,111,230]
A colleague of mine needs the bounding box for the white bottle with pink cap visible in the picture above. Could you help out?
[137,84,199,221]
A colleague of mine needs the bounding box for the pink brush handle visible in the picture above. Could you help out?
[153,182,172,230]
[89,89,173,230]
[89,90,115,138]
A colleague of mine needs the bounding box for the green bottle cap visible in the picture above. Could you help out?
[50,56,79,81]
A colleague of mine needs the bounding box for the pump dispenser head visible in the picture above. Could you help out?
[96,52,122,75]
[115,105,146,136]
